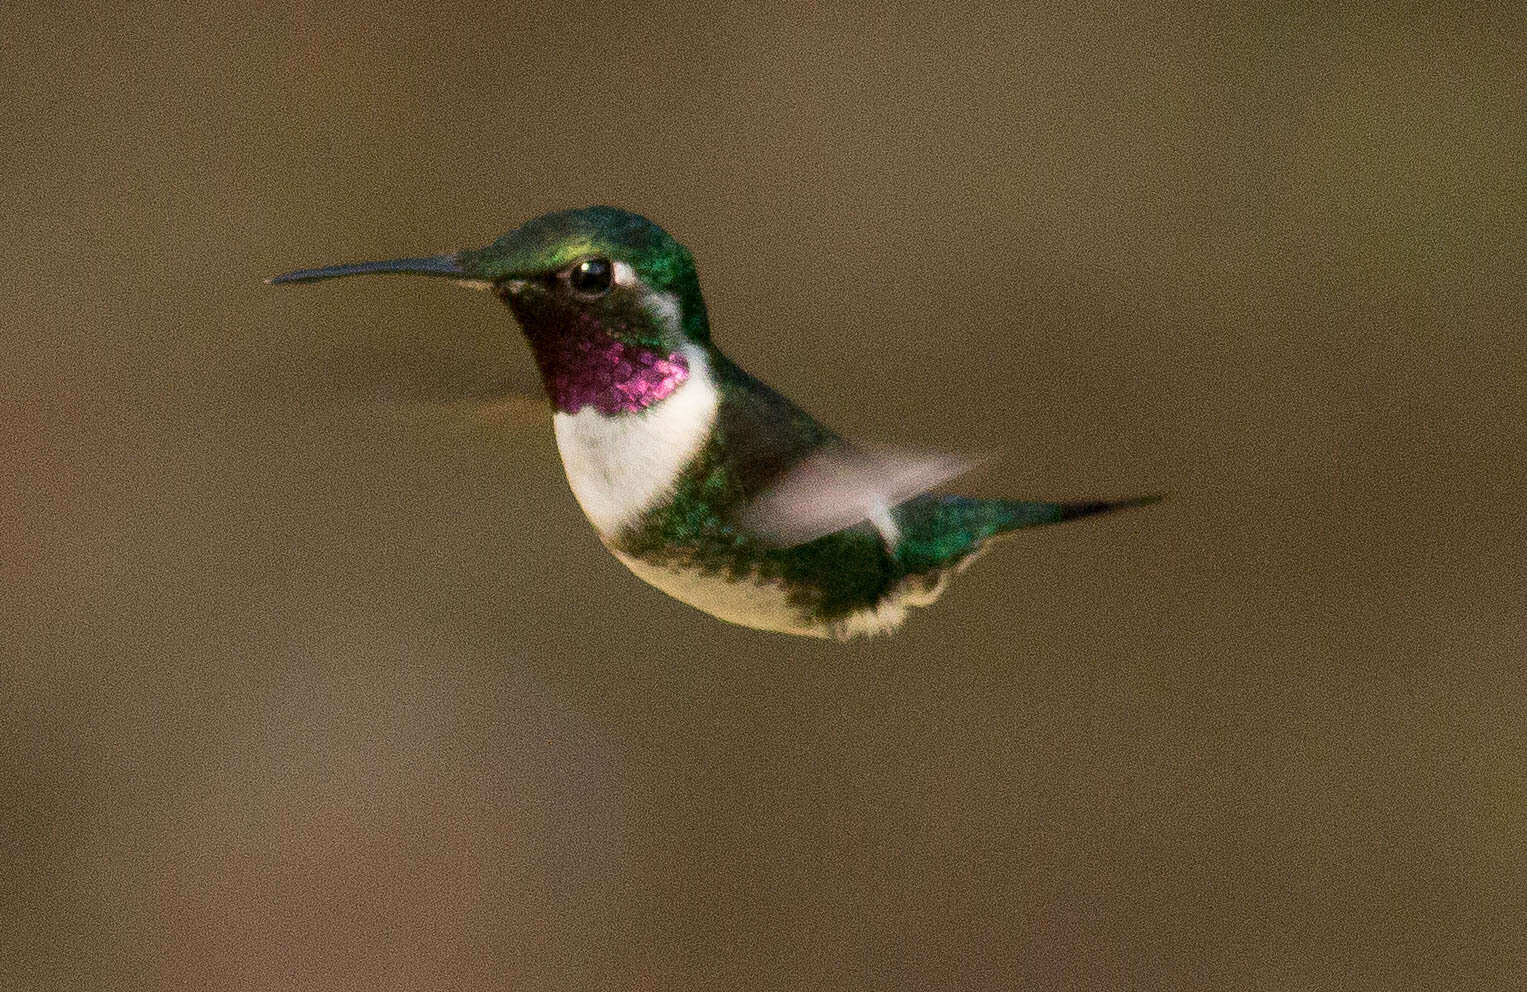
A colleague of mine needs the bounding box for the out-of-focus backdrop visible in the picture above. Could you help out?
[5,5,1524,989]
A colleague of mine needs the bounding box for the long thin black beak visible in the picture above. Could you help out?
[265,253,468,286]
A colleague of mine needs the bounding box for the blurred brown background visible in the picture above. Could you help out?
[4,4,1524,989]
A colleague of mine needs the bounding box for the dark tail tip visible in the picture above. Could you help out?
[1055,491,1169,522]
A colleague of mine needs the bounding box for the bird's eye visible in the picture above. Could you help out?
[569,257,614,296]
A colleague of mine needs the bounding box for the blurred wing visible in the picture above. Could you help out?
[426,392,548,429]
[738,446,985,547]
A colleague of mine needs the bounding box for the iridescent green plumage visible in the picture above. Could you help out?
[463,207,712,346]
[269,205,1160,637]
[610,347,1157,628]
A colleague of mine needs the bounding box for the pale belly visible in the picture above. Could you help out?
[609,549,949,640]
[611,551,830,637]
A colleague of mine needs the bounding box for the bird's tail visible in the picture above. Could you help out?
[893,492,1165,573]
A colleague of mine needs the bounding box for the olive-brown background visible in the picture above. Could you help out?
[5,5,1524,990]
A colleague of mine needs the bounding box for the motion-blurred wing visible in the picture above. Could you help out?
[739,446,984,547]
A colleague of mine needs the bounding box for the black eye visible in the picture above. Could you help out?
[569,257,613,296]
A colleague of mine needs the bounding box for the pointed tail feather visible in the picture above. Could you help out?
[894,492,1165,573]
[995,492,1167,529]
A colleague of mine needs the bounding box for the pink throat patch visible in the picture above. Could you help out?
[531,322,690,415]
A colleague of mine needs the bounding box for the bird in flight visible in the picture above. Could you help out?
[270,207,1157,638]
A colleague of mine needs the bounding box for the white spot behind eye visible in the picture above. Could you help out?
[642,290,683,336]
[612,260,637,287]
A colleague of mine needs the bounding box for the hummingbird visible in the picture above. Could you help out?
[269,207,1157,639]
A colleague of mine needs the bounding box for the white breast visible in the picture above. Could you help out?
[551,344,719,537]
[550,342,950,639]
